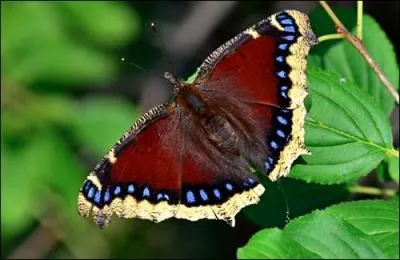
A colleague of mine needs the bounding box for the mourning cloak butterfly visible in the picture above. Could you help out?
[78,10,318,228]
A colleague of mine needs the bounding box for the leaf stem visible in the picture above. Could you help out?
[349,185,397,197]
[357,1,363,40]
[319,1,399,104]
[387,148,399,158]
[318,33,346,42]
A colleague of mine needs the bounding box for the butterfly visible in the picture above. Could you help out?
[77,10,318,228]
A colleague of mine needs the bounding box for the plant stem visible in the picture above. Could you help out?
[337,27,399,104]
[319,1,399,104]
[319,1,346,29]
[357,1,363,40]
[318,33,345,42]
[349,185,397,197]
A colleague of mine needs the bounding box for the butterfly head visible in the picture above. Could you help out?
[163,71,185,95]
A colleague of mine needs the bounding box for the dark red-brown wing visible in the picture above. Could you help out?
[195,10,317,181]
[78,104,265,228]
[78,104,182,226]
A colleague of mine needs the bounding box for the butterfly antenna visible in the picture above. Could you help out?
[151,21,176,75]
[120,57,164,81]
[277,180,291,224]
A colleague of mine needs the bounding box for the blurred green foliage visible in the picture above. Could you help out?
[1,1,142,257]
[1,1,139,86]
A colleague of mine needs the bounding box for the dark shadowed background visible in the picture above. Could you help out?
[1,1,398,259]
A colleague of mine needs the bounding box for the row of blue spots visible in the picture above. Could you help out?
[184,182,237,204]
[265,109,293,169]
[276,13,297,34]
[83,181,173,205]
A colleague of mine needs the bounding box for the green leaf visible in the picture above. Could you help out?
[387,151,399,183]
[237,228,318,259]
[238,200,398,259]
[290,69,393,184]
[325,200,399,259]
[243,177,349,228]
[310,7,399,115]
[72,96,139,157]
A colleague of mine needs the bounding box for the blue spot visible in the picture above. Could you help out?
[277,115,288,125]
[284,26,296,33]
[156,193,163,201]
[248,178,256,184]
[281,109,290,113]
[142,187,150,198]
[113,186,121,195]
[280,18,293,25]
[164,194,170,201]
[88,187,95,199]
[277,129,286,138]
[270,140,279,150]
[280,91,288,99]
[186,190,195,203]
[200,189,208,201]
[281,86,288,91]
[277,14,287,19]
[277,70,286,78]
[213,189,221,199]
[282,35,295,41]
[127,184,135,193]
[94,190,101,203]
[104,189,110,203]
[276,56,284,63]
[225,183,233,191]
[264,161,271,172]
[267,156,274,164]
[83,181,91,192]
[278,43,288,50]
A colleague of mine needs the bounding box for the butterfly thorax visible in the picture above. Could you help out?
[175,83,239,154]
